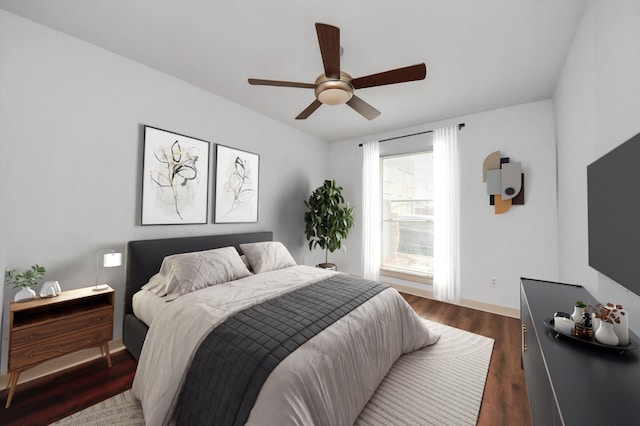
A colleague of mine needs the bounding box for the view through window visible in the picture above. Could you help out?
[381,152,433,277]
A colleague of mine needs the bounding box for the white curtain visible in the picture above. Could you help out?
[433,126,460,303]
[362,141,381,280]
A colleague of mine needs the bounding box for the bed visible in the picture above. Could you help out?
[123,232,439,425]
[123,231,274,360]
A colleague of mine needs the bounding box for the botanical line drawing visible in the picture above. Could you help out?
[214,144,259,223]
[223,155,255,214]
[150,140,200,220]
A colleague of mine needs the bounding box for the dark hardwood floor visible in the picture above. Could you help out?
[402,294,532,426]
[1,294,531,425]
[1,349,137,425]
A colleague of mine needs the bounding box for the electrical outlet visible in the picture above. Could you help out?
[491,276,497,287]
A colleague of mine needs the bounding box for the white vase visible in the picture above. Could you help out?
[595,321,619,346]
[14,287,36,302]
[613,308,629,345]
[571,306,585,323]
[592,314,601,333]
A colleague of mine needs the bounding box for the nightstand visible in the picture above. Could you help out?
[5,286,114,408]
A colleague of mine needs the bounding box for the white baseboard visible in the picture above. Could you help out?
[0,338,125,389]
[389,282,520,318]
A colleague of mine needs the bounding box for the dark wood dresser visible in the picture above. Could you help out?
[520,278,640,425]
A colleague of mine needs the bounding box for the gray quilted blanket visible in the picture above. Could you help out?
[175,274,388,426]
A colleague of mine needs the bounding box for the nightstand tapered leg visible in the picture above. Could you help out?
[102,343,112,368]
[5,370,21,408]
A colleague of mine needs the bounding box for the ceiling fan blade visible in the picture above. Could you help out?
[346,95,381,120]
[248,78,315,89]
[351,63,427,89]
[316,23,340,78]
[295,99,322,120]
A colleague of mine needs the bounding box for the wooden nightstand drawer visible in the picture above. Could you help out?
[9,323,113,371]
[11,307,113,348]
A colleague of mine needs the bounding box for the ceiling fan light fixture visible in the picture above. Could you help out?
[317,87,352,105]
[315,72,354,105]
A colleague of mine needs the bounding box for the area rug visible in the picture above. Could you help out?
[51,319,493,426]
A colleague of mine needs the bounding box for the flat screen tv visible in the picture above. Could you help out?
[587,131,640,297]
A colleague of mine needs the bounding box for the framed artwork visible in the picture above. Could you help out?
[141,125,210,225]
[214,144,259,223]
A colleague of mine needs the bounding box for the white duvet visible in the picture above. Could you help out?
[132,265,440,425]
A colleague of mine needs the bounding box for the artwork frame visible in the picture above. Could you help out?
[141,125,210,225]
[214,144,259,223]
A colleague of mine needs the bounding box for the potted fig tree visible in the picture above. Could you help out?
[304,179,355,270]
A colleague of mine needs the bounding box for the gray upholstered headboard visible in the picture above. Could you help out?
[124,232,273,315]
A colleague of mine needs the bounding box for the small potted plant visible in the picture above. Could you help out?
[572,300,587,323]
[5,264,46,302]
[304,179,355,270]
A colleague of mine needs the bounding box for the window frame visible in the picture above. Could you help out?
[379,150,434,281]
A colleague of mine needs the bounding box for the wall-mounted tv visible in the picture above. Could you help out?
[587,131,640,297]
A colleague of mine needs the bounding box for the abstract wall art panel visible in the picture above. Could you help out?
[214,144,259,223]
[486,169,502,195]
[482,151,525,214]
[482,151,501,182]
[501,162,522,200]
[141,126,210,225]
[494,194,513,214]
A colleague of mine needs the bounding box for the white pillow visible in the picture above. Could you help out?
[142,246,251,300]
[240,241,297,274]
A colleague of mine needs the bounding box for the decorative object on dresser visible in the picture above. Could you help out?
[304,179,355,270]
[39,280,61,298]
[95,249,122,291]
[520,278,640,425]
[141,125,211,225]
[4,264,46,302]
[214,144,259,223]
[5,286,115,408]
[591,302,628,345]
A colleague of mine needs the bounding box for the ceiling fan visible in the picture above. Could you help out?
[248,23,427,120]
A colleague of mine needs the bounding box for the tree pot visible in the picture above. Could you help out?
[317,263,337,271]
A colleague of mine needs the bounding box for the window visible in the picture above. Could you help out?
[381,152,433,278]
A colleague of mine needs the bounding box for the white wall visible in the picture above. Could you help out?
[554,0,640,332]
[0,11,329,371]
[328,100,559,310]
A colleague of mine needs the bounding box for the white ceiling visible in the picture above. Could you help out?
[0,0,587,142]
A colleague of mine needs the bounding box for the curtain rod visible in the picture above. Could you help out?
[358,122,465,147]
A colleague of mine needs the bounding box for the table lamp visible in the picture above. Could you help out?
[95,249,122,291]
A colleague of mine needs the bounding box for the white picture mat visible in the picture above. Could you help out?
[142,126,210,225]
[214,145,259,223]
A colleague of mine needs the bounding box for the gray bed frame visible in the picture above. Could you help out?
[122,231,273,360]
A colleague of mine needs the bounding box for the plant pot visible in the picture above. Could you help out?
[317,263,337,271]
[14,287,36,303]
[595,321,619,346]
[571,306,586,323]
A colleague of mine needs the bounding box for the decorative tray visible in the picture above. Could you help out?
[544,318,638,351]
